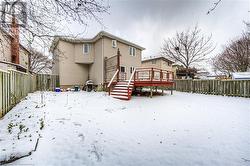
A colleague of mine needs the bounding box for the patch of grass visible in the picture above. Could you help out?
[39,119,44,130]
[19,124,26,133]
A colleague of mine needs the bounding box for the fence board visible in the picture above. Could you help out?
[174,79,250,98]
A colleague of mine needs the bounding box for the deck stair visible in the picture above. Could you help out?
[110,81,134,100]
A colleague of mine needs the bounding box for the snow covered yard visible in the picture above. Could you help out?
[0,91,250,166]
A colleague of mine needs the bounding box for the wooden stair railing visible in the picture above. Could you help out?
[107,69,119,95]
[127,68,136,100]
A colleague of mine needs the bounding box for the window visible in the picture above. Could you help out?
[120,66,126,73]
[152,60,156,64]
[129,46,136,56]
[112,40,117,48]
[130,67,135,74]
[83,44,90,54]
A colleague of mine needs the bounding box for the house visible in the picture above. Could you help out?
[50,31,145,89]
[195,70,210,79]
[206,74,228,80]
[0,18,30,73]
[141,56,174,71]
[232,72,250,80]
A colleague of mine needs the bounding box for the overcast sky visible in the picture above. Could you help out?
[68,0,249,69]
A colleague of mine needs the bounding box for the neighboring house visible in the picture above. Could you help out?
[50,31,145,89]
[206,74,228,80]
[0,21,30,72]
[142,56,174,71]
[232,72,250,80]
[195,70,210,79]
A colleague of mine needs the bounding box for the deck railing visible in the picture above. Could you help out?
[107,69,119,95]
[134,67,174,82]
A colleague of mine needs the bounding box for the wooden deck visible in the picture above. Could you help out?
[107,67,174,100]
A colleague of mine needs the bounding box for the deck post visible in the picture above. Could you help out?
[160,69,162,82]
[151,68,154,82]
[162,88,164,96]
[117,49,120,82]
[171,85,173,95]
[150,87,153,98]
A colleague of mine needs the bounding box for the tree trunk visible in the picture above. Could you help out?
[185,67,188,79]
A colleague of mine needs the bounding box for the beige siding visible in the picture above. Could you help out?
[74,43,94,64]
[142,59,173,71]
[142,59,162,69]
[52,46,61,75]
[160,60,172,71]
[89,38,103,84]
[57,41,89,86]
[19,48,29,69]
[103,37,142,80]
[0,31,11,71]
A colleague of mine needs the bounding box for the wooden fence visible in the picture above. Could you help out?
[0,69,59,118]
[174,79,250,97]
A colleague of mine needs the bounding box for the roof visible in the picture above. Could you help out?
[232,72,250,80]
[142,56,175,63]
[50,31,145,52]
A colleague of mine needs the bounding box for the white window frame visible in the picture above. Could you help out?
[129,46,136,56]
[112,40,117,48]
[83,43,90,54]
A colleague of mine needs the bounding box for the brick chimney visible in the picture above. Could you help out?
[11,15,20,64]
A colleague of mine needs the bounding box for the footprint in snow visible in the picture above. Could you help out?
[78,133,85,141]
[120,106,126,110]
[89,142,103,162]
[73,122,82,127]
[104,109,114,113]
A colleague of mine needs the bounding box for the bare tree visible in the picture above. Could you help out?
[212,32,250,74]
[0,0,109,68]
[29,48,52,74]
[162,26,215,78]
[207,0,222,15]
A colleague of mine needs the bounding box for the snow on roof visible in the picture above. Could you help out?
[142,56,175,63]
[232,72,250,80]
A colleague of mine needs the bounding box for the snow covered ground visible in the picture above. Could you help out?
[0,91,250,166]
